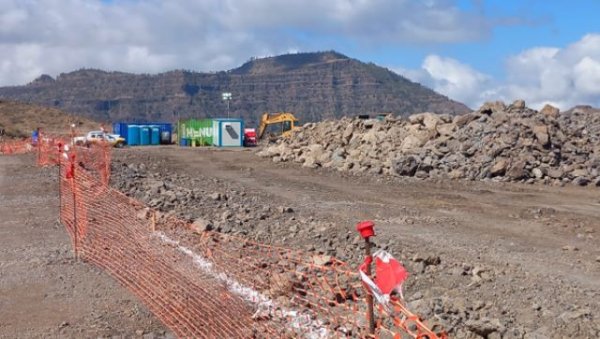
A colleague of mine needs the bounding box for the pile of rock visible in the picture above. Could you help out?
[258,100,600,186]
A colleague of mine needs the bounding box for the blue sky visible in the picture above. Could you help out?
[316,1,600,79]
[1,0,599,109]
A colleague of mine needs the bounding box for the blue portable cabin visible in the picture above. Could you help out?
[113,122,172,145]
[212,118,244,147]
[112,122,122,136]
[113,122,132,145]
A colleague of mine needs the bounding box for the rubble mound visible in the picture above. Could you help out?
[259,100,600,186]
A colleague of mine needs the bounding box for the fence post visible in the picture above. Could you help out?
[58,143,63,221]
[151,210,156,233]
[70,124,75,148]
[104,143,109,186]
[357,221,376,336]
[37,129,42,165]
[67,153,78,260]
[73,183,78,259]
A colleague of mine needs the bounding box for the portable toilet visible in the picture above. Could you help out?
[212,118,243,147]
[151,126,160,145]
[140,126,151,145]
[127,125,140,146]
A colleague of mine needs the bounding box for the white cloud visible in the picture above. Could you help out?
[500,34,600,109]
[574,57,600,94]
[396,55,492,108]
[398,34,600,110]
[0,0,494,86]
[422,55,491,106]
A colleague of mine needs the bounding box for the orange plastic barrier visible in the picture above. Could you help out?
[0,138,33,155]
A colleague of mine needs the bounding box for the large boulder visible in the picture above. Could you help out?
[392,155,420,176]
[453,113,478,127]
[490,158,509,176]
[510,99,526,110]
[547,168,564,179]
[540,104,560,118]
[408,112,441,131]
[507,160,527,179]
[533,125,550,146]
[307,143,325,159]
[342,123,355,142]
[436,123,457,136]
[478,101,506,115]
[257,143,292,158]
[401,127,434,151]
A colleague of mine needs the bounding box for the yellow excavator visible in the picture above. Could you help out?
[257,112,300,141]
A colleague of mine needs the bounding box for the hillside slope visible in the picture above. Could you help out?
[0,100,98,138]
[0,51,469,125]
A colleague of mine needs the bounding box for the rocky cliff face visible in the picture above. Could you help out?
[0,52,469,125]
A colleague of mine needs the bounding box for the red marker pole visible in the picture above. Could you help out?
[67,153,78,260]
[57,143,63,221]
[357,221,376,335]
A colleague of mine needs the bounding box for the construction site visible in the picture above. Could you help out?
[3,0,600,336]
[1,99,599,339]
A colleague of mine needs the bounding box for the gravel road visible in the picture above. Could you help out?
[0,154,169,339]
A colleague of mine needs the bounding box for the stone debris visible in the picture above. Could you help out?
[109,150,600,338]
[258,101,600,186]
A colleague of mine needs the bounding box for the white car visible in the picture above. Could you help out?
[73,131,125,147]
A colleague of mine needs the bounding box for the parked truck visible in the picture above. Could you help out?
[73,131,125,148]
[243,128,257,147]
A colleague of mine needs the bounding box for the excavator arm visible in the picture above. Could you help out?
[257,112,299,140]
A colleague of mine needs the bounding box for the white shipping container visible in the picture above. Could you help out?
[211,119,244,147]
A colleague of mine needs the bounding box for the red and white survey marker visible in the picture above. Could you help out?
[359,249,409,308]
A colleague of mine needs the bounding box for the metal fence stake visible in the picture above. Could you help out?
[356,221,377,336]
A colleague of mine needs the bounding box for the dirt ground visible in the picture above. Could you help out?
[2,146,599,338]
[0,154,169,338]
[112,146,600,338]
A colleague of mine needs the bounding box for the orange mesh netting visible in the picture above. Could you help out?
[0,138,34,155]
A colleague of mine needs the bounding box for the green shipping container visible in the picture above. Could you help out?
[178,119,214,146]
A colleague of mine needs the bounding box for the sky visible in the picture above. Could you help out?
[1,0,599,110]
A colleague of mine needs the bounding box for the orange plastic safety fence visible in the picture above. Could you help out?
[36,134,71,167]
[0,138,34,155]
[5,138,448,338]
[60,159,283,338]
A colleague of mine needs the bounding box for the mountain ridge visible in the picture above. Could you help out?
[0,51,470,125]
